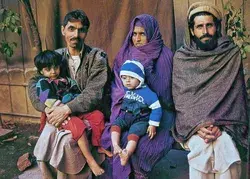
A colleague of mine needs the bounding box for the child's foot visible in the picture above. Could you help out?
[87,160,105,176]
[98,147,113,157]
[113,144,122,155]
[119,149,130,166]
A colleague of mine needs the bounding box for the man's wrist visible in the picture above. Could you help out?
[63,105,72,115]
[45,107,53,114]
[45,107,49,113]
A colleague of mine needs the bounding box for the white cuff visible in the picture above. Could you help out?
[149,120,160,127]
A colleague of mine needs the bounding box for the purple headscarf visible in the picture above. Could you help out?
[101,14,174,179]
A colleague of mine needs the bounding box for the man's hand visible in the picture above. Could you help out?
[47,105,71,127]
[197,125,222,143]
[45,107,54,116]
[147,125,157,140]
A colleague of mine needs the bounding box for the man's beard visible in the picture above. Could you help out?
[193,33,218,51]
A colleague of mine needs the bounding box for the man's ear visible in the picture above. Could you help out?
[61,26,65,36]
[190,28,194,36]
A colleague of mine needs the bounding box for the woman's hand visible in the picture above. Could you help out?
[147,125,157,140]
[47,105,71,127]
[197,125,222,143]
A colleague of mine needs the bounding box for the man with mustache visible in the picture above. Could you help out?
[28,9,111,178]
[172,2,248,179]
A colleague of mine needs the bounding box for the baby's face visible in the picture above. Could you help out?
[121,75,140,90]
[41,66,60,80]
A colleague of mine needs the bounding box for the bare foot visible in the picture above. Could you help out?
[113,144,122,155]
[98,147,113,157]
[87,160,104,176]
[119,149,130,166]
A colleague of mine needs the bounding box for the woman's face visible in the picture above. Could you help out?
[132,26,148,47]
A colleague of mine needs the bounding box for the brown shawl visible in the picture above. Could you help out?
[172,36,248,150]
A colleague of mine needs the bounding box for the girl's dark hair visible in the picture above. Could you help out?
[34,50,63,74]
[62,9,90,30]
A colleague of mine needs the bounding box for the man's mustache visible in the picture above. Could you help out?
[70,37,80,41]
[200,34,213,40]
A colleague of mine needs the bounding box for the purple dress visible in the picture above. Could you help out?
[101,14,175,179]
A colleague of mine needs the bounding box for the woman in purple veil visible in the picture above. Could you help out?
[101,14,175,179]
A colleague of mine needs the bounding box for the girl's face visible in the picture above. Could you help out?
[40,66,60,80]
[121,75,140,90]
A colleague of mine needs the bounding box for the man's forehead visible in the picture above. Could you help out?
[65,20,83,26]
[193,15,214,23]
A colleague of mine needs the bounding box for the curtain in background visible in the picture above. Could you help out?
[21,0,175,67]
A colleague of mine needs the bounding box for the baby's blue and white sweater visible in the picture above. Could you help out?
[121,85,162,126]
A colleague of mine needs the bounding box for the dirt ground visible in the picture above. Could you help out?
[0,123,39,179]
[0,123,249,179]
[0,122,189,179]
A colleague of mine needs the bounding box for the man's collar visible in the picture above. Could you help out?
[66,44,85,58]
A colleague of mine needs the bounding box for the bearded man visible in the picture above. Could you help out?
[172,2,249,179]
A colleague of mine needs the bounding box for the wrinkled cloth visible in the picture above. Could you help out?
[172,36,248,153]
[189,162,241,179]
[34,123,105,174]
[119,85,162,125]
[36,77,81,133]
[112,110,149,139]
[187,2,222,21]
[101,14,175,178]
[36,77,80,107]
[185,131,240,174]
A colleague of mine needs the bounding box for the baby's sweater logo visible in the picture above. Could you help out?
[124,91,144,104]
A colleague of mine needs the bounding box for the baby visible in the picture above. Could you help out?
[111,60,162,166]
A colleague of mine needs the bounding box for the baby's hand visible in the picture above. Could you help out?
[147,125,156,140]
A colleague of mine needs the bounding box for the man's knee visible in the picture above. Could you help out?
[186,134,210,151]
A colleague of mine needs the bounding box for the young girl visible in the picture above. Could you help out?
[111,60,162,166]
[33,50,112,176]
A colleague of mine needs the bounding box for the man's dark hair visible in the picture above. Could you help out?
[188,11,221,31]
[34,50,63,73]
[62,9,90,29]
